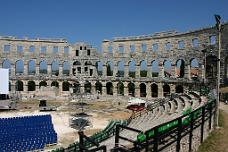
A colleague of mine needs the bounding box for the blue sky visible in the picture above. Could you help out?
[0,0,228,49]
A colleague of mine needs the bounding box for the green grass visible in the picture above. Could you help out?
[197,110,226,152]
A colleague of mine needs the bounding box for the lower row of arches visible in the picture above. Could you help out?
[12,80,184,97]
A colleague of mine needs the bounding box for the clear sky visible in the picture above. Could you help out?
[0,0,228,49]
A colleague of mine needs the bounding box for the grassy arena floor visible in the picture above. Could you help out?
[197,104,228,152]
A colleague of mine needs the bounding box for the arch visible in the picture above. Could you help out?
[107,61,113,76]
[63,61,70,76]
[73,82,80,94]
[28,60,36,75]
[140,83,146,97]
[15,60,24,75]
[84,81,91,93]
[85,61,92,65]
[129,60,136,78]
[176,59,185,78]
[106,82,113,95]
[151,83,158,97]
[40,60,47,74]
[2,59,11,75]
[51,81,59,88]
[95,81,102,94]
[96,61,103,76]
[152,60,159,77]
[128,82,135,96]
[117,81,124,95]
[140,60,147,77]
[175,85,184,93]
[51,60,59,76]
[117,61,124,77]
[163,84,170,97]
[62,81,70,91]
[28,81,36,91]
[39,81,47,88]
[73,61,81,65]
[190,58,199,78]
[163,60,172,77]
[16,80,23,91]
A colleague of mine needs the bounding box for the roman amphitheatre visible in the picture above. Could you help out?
[0,22,228,152]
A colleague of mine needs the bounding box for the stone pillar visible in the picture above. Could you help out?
[103,65,107,77]
[184,65,189,79]
[188,65,191,80]
[124,82,129,96]
[24,64,28,76]
[113,82,117,96]
[91,83,96,95]
[48,64,52,75]
[11,65,15,76]
[147,65,152,78]
[158,83,163,98]
[160,66,164,78]
[146,83,151,99]
[35,65,39,76]
[172,64,176,78]
[135,65,140,78]
[124,64,129,78]
[23,81,28,92]
[59,82,63,95]
[102,86,107,95]
[59,65,63,77]
[135,82,140,97]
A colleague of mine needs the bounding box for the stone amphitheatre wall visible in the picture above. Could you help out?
[0,23,228,99]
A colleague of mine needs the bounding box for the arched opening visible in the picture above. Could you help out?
[52,60,59,76]
[40,60,47,74]
[95,81,102,94]
[2,59,11,75]
[9,82,11,91]
[15,60,24,75]
[62,81,70,91]
[140,60,147,77]
[164,60,172,77]
[163,84,170,97]
[129,60,136,78]
[206,55,218,79]
[39,81,47,88]
[151,83,158,97]
[152,60,159,77]
[51,81,59,88]
[176,59,185,78]
[73,61,81,76]
[73,82,80,94]
[96,61,103,76]
[84,81,91,94]
[28,60,36,75]
[16,80,23,91]
[175,85,183,93]
[63,61,70,76]
[84,61,92,76]
[28,81,36,91]
[140,83,146,97]
[107,61,113,76]
[106,82,113,95]
[128,82,135,97]
[190,58,199,79]
[117,61,124,77]
[117,82,124,95]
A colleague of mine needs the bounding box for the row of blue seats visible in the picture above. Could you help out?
[0,115,57,151]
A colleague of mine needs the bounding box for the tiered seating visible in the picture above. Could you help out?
[0,115,57,151]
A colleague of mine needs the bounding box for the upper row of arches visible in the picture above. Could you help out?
[105,35,216,53]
